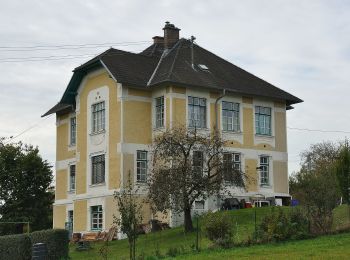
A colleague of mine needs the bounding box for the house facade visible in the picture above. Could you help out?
[44,22,302,234]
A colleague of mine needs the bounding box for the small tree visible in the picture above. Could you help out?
[289,141,341,234]
[148,126,245,232]
[114,172,143,260]
[335,141,350,219]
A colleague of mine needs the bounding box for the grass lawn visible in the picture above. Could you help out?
[174,232,350,260]
[69,205,350,260]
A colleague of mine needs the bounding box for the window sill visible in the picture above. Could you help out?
[67,190,76,194]
[260,184,272,188]
[153,126,165,131]
[222,130,242,135]
[255,134,274,138]
[188,126,209,131]
[135,181,147,185]
[90,183,106,187]
[90,130,106,136]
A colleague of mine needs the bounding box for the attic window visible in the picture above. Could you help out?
[198,64,209,71]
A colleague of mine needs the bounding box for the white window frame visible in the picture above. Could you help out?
[70,117,77,145]
[136,150,148,183]
[155,96,165,128]
[91,154,105,185]
[259,155,270,186]
[255,106,272,136]
[69,164,76,192]
[188,96,207,129]
[223,152,241,182]
[90,205,103,231]
[222,101,240,132]
[91,101,105,133]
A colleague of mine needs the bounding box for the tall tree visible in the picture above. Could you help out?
[0,138,54,235]
[148,126,245,232]
[335,141,350,219]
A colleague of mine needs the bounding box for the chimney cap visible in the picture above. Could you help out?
[163,21,180,31]
[152,36,164,40]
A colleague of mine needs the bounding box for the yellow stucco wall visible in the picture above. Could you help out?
[55,170,67,200]
[124,100,152,144]
[274,111,287,152]
[128,87,152,97]
[75,71,118,194]
[243,107,254,147]
[74,200,87,232]
[105,196,118,229]
[53,205,66,229]
[123,154,135,184]
[56,114,75,161]
[172,98,186,126]
[273,161,288,193]
[172,86,186,94]
[109,80,121,189]
[245,159,258,192]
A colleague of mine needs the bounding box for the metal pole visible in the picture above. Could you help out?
[196,216,199,251]
[254,207,257,237]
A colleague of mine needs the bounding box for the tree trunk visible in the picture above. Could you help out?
[184,206,193,232]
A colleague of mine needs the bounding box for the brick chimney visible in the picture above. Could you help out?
[152,36,164,44]
[163,21,180,49]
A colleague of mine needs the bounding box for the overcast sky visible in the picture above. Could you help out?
[0,0,349,174]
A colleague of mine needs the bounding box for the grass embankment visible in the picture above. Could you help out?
[69,205,350,260]
[174,232,350,260]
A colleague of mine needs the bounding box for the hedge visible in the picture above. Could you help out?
[0,229,69,260]
[30,229,69,260]
[0,233,31,260]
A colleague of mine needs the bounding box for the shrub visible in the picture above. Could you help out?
[0,233,31,260]
[257,208,309,242]
[30,229,69,260]
[203,211,234,248]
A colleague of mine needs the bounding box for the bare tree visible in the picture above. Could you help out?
[148,126,245,232]
[114,172,143,260]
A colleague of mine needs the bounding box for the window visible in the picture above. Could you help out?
[260,156,270,186]
[222,101,240,132]
[193,151,204,176]
[69,165,76,191]
[194,200,205,210]
[91,155,105,185]
[255,106,272,135]
[137,151,148,182]
[188,97,206,128]
[91,205,103,231]
[70,117,76,145]
[223,153,241,181]
[68,210,73,225]
[92,101,105,133]
[155,96,164,128]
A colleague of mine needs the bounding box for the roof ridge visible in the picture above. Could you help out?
[166,40,184,81]
[147,50,167,86]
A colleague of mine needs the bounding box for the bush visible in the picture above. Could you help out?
[0,233,31,260]
[203,211,234,248]
[30,229,69,260]
[257,208,309,242]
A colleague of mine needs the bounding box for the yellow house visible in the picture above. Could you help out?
[43,22,302,234]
